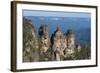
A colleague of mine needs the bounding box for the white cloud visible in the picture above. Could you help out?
[51,17,62,20]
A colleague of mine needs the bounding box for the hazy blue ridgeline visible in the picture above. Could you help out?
[24,16,91,46]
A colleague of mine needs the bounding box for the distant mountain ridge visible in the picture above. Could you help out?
[25,16,91,46]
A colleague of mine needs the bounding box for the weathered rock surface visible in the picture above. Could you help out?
[64,30,75,59]
[51,26,66,61]
[23,17,39,62]
[38,24,50,53]
[38,24,51,61]
[22,17,91,62]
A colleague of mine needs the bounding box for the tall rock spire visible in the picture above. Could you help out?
[64,29,75,59]
[51,26,66,61]
[38,24,50,53]
[23,17,39,62]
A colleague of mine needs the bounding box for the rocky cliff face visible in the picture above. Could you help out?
[64,30,75,58]
[51,27,77,61]
[38,24,51,61]
[38,24,50,53]
[22,19,82,62]
[23,17,39,62]
[22,17,90,62]
[51,26,66,61]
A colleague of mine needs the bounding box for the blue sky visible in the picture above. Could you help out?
[23,10,91,18]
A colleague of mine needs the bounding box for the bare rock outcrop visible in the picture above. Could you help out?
[23,17,39,62]
[22,17,83,61]
[64,30,75,59]
[51,26,66,61]
[38,24,50,53]
[38,24,51,61]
